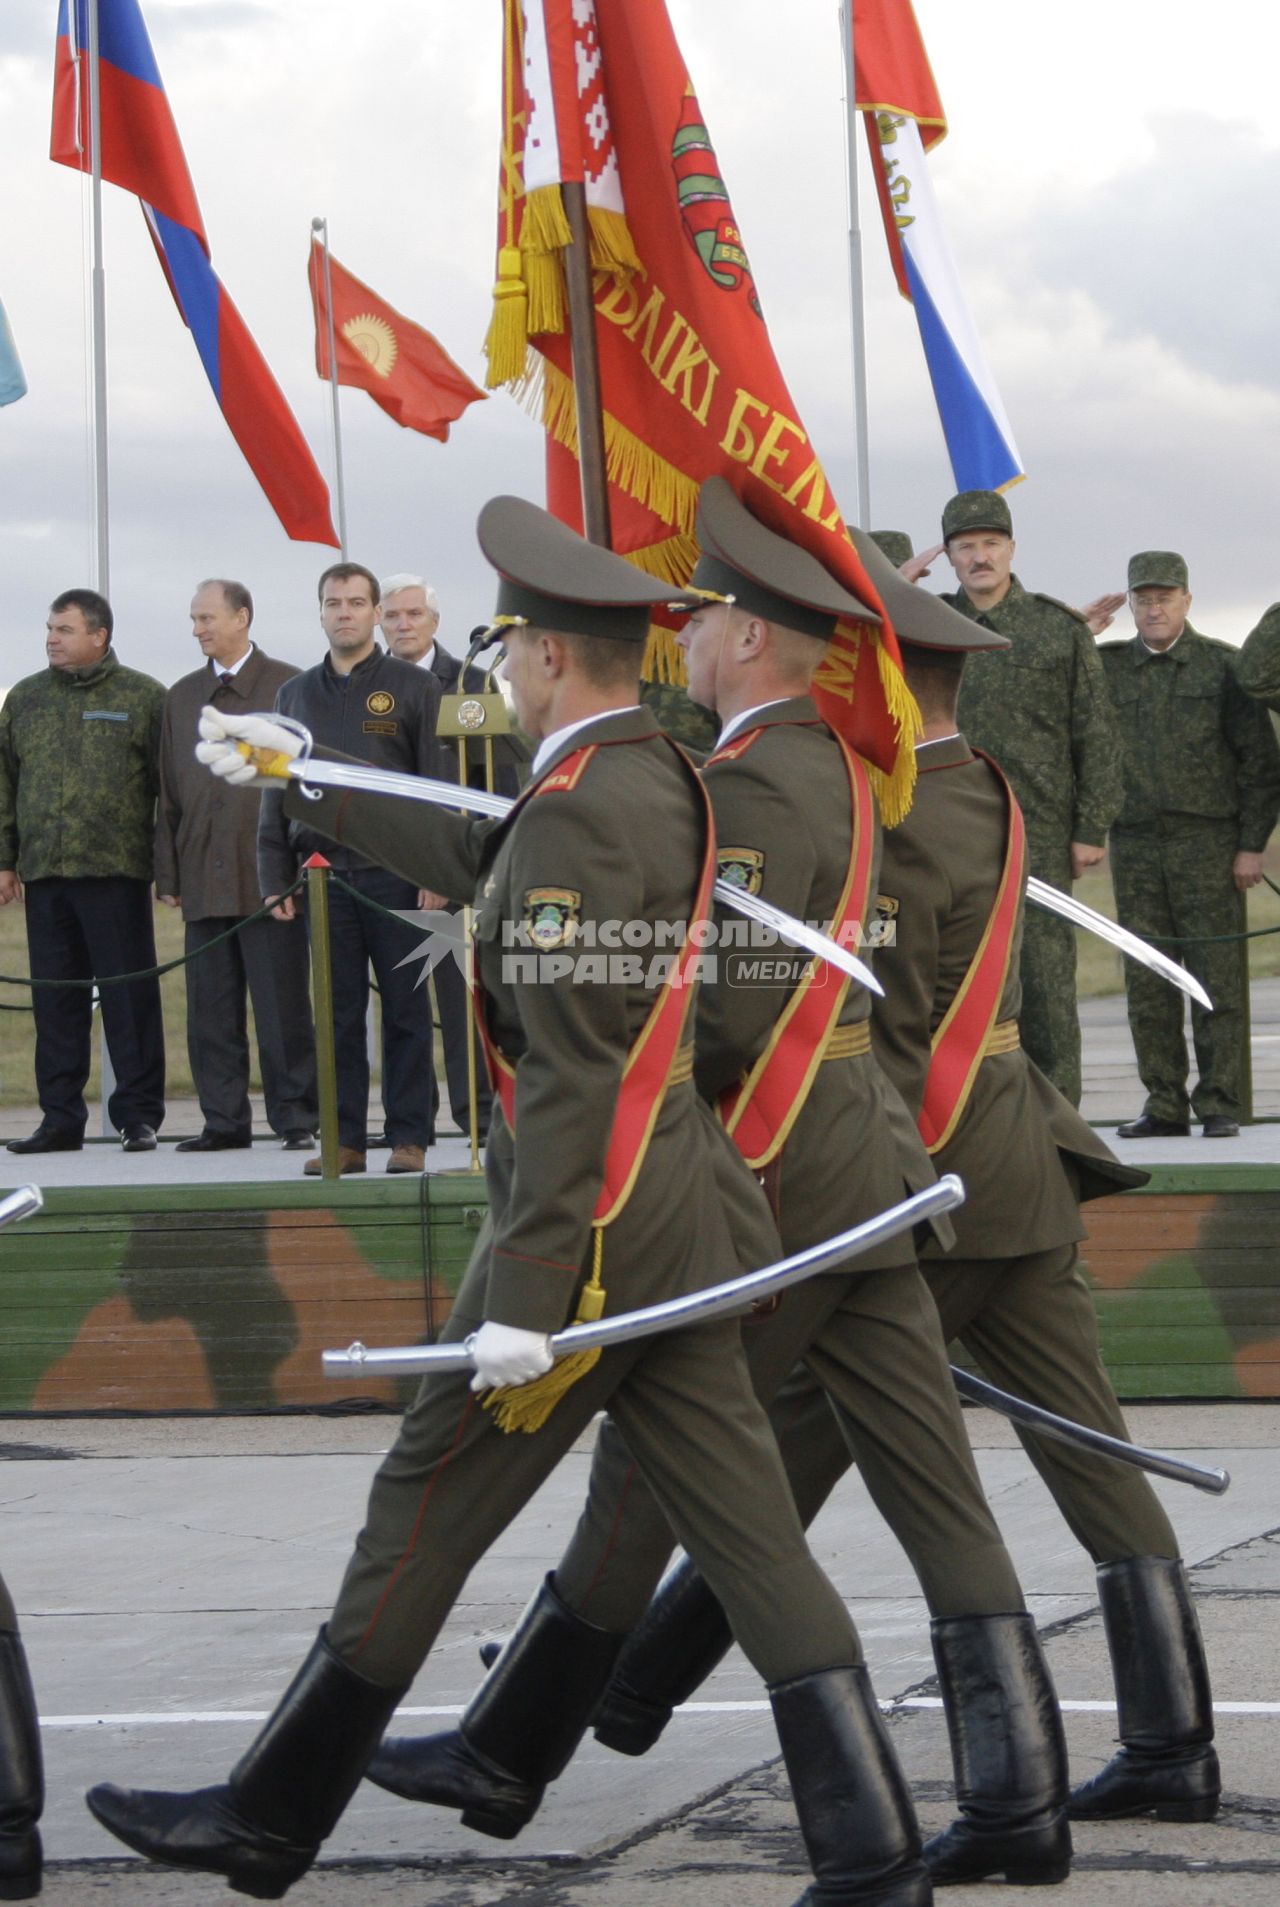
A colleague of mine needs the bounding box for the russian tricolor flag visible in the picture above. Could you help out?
[855,0,1023,493]
[51,0,337,546]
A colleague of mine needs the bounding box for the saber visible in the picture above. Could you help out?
[0,1186,42,1230]
[951,1366,1229,1495]
[323,1175,965,1379]
[1028,877,1212,1011]
[267,742,882,995]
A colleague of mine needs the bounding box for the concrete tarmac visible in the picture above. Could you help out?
[2,1403,1277,1904]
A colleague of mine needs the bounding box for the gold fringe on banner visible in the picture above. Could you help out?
[870,639,921,826]
[482,1230,608,1435]
[483,245,530,390]
[540,361,701,535]
[588,205,641,274]
[642,624,687,684]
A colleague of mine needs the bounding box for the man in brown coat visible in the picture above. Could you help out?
[155,579,317,1150]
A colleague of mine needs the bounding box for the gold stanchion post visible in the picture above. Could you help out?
[305,855,341,1179]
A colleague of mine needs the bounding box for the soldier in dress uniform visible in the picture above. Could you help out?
[1101,553,1280,1138]
[365,483,1073,1891]
[85,498,934,1907]
[941,489,1123,1107]
[591,532,1223,1831]
[0,1569,42,1900]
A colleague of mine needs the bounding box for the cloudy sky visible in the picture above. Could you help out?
[2,0,1278,688]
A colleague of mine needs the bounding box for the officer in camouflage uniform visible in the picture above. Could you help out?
[941,490,1122,1106]
[1101,553,1280,1138]
[0,1568,41,1900]
[1234,602,1280,713]
[0,589,166,1153]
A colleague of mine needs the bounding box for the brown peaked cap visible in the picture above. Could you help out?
[477,495,703,643]
[691,477,880,641]
[849,526,1010,653]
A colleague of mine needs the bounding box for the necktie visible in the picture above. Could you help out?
[218,672,234,690]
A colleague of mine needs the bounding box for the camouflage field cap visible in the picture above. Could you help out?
[476,496,702,643]
[690,478,880,641]
[1127,551,1190,592]
[941,489,1013,543]
[850,527,1010,655]
[868,530,915,567]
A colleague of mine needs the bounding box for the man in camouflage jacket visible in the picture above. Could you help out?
[1100,553,1280,1137]
[942,489,1122,1106]
[0,589,165,1151]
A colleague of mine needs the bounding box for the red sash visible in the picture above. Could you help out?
[917,751,1027,1153]
[716,727,876,1169]
[472,736,714,1227]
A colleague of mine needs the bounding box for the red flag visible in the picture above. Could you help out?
[52,0,337,547]
[489,0,917,817]
[854,0,947,299]
[308,242,486,442]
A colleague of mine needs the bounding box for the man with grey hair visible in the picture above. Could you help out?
[155,579,318,1150]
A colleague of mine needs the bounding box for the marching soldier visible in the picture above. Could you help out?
[940,489,1122,1106]
[1101,554,1280,1137]
[86,498,933,1907]
[592,536,1222,1830]
[365,484,1072,1890]
[0,1570,42,1900]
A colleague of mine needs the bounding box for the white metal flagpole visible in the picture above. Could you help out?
[85,0,110,593]
[311,216,348,556]
[839,0,871,528]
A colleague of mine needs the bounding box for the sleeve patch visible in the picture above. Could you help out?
[868,893,899,948]
[522,886,583,951]
[716,846,765,895]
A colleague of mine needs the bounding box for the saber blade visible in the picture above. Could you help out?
[1028,877,1212,1010]
[0,1186,43,1231]
[281,755,882,994]
[323,1175,964,1379]
[951,1366,1229,1495]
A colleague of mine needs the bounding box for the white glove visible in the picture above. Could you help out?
[194,706,303,786]
[468,1321,554,1393]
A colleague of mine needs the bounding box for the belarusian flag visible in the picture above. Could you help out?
[487,0,918,819]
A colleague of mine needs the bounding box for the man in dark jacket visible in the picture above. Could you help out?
[1,589,165,1153]
[257,563,442,1174]
[155,579,317,1151]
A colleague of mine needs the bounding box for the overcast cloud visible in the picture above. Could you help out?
[2,0,1278,690]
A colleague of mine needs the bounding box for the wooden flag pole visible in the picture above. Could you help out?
[560,182,612,548]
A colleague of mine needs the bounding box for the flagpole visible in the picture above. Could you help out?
[560,183,612,548]
[86,0,110,593]
[839,0,871,528]
[311,217,349,556]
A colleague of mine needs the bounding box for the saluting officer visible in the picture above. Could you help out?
[940,489,1122,1107]
[366,483,1071,1891]
[86,498,933,1907]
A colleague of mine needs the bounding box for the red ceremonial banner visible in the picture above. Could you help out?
[490,0,919,820]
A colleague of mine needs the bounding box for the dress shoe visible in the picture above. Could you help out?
[1115,1114,1191,1139]
[302,1148,365,1176]
[120,1125,158,1152]
[175,1131,251,1153]
[386,1144,426,1174]
[1202,1115,1240,1138]
[281,1129,316,1151]
[6,1126,82,1155]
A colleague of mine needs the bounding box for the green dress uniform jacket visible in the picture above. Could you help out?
[772,732,1178,1564]
[551,699,1027,1631]
[282,703,861,1690]
[1098,628,1280,1124]
[0,651,164,882]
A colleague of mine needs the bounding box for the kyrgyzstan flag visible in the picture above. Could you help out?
[51,0,338,547]
[487,0,917,818]
[307,242,486,442]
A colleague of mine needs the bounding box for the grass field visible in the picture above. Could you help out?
[2,849,1280,1107]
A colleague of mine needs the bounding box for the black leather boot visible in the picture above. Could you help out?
[924,1614,1071,1887]
[0,1630,43,1902]
[593,1557,734,1755]
[85,1629,404,1900]
[1069,1557,1219,1822]
[771,1664,932,1907]
[365,1573,625,1839]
